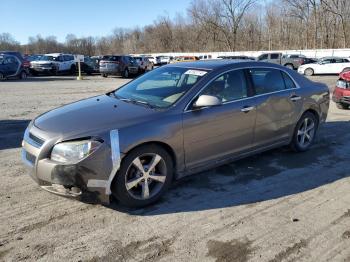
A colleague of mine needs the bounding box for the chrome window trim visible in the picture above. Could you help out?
[105,129,121,195]
[184,65,301,112]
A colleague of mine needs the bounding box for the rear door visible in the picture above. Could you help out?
[269,53,281,64]
[248,68,303,147]
[183,69,257,169]
[4,55,19,76]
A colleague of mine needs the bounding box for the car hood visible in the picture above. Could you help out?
[34,94,160,137]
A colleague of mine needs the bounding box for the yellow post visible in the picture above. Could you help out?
[77,58,83,80]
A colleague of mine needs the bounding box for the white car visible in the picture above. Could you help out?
[30,53,76,75]
[298,57,350,76]
[156,56,170,65]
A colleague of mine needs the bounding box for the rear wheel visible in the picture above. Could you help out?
[123,68,129,78]
[290,112,318,152]
[20,71,27,79]
[112,144,173,207]
[304,68,314,76]
[336,103,349,110]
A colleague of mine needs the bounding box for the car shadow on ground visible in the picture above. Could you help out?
[0,120,30,150]
[110,120,350,216]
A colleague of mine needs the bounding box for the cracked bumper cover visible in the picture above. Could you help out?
[21,127,122,204]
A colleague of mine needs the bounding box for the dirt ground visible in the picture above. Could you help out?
[0,74,349,262]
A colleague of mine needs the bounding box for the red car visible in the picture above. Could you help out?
[333,70,350,109]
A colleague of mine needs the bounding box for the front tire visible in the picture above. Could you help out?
[290,112,318,152]
[70,65,76,75]
[112,144,173,208]
[101,73,108,78]
[304,68,314,76]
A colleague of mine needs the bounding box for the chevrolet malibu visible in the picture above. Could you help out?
[21,60,329,207]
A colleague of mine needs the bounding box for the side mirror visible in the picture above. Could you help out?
[193,95,222,109]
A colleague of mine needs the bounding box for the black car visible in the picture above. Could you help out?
[99,55,139,78]
[78,56,100,74]
[0,51,30,72]
[0,54,28,80]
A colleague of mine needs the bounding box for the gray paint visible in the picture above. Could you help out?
[21,61,329,203]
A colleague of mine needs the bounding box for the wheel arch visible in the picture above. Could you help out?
[122,141,178,172]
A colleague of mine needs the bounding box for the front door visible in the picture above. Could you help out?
[183,69,257,169]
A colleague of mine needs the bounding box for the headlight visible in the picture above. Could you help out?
[336,80,349,89]
[51,140,101,164]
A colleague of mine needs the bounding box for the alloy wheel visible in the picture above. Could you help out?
[125,153,167,200]
[297,117,315,148]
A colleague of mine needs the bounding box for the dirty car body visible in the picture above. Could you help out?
[21,61,329,207]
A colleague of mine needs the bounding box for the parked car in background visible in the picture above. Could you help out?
[21,60,329,207]
[332,70,350,109]
[30,53,76,75]
[171,56,200,63]
[0,54,28,80]
[99,55,138,78]
[217,55,254,60]
[156,56,171,65]
[146,56,156,65]
[25,54,43,62]
[0,51,30,70]
[79,56,100,75]
[257,53,306,70]
[133,56,153,73]
[298,57,350,76]
[198,54,213,60]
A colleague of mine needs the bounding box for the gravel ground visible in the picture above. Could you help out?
[0,74,349,262]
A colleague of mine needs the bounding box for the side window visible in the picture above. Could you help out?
[258,54,268,61]
[249,68,286,95]
[202,70,248,102]
[270,53,279,59]
[57,56,63,62]
[282,72,296,89]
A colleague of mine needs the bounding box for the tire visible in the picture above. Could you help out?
[112,144,174,208]
[304,68,314,76]
[70,65,76,75]
[101,73,108,78]
[20,71,27,80]
[285,64,294,70]
[341,67,350,73]
[123,68,129,78]
[0,72,4,81]
[290,112,318,152]
[336,103,349,110]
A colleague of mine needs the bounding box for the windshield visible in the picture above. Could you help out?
[39,56,56,61]
[114,66,208,108]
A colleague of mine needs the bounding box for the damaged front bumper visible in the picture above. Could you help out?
[21,124,122,204]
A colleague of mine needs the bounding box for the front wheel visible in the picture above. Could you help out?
[112,144,173,207]
[101,73,108,78]
[290,112,318,152]
[304,68,314,76]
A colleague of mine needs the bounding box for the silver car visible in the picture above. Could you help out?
[21,61,329,207]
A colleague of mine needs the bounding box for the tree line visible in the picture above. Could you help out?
[1,0,349,56]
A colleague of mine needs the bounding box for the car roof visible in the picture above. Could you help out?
[166,59,285,71]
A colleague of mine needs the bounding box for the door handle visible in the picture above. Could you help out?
[241,106,255,113]
[290,95,301,102]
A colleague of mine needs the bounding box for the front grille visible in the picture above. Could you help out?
[29,132,45,147]
[26,151,36,164]
[343,96,350,102]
